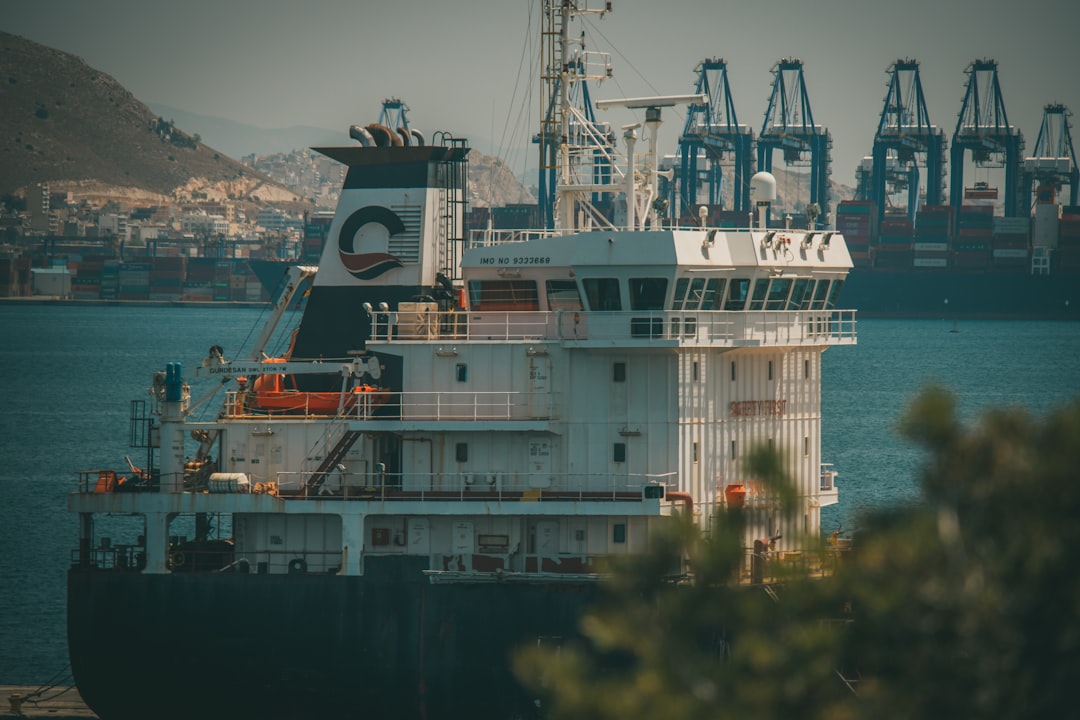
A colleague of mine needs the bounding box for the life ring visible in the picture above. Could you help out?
[170,551,186,567]
[288,558,307,574]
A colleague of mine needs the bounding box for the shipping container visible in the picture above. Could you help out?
[992,216,1030,234]
[913,242,948,253]
[836,201,875,214]
[951,250,990,269]
[873,247,913,269]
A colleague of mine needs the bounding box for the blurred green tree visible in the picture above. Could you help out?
[515,387,1080,720]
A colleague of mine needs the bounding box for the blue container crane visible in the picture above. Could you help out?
[757,58,831,228]
[1024,103,1078,207]
[871,59,946,221]
[676,58,754,220]
[949,59,1025,225]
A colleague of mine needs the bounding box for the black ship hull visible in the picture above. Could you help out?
[840,269,1079,319]
[68,558,602,720]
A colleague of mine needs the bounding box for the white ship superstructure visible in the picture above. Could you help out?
[66,4,855,718]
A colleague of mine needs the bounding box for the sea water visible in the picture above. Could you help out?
[1,304,1078,684]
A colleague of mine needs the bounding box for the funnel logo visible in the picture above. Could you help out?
[338,206,406,280]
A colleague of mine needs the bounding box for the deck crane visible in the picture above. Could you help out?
[949,59,1025,225]
[871,59,947,221]
[757,58,831,228]
[536,1,615,230]
[1023,103,1078,208]
[676,58,754,221]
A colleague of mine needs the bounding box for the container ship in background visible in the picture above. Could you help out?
[833,191,1079,319]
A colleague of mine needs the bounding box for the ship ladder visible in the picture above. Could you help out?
[305,430,363,494]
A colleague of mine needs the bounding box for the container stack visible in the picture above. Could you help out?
[1057,205,1080,273]
[117,262,152,301]
[914,205,953,269]
[72,257,104,299]
[213,261,233,302]
[183,258,216,301]
[149,256,186,301]
[874,215,914,269]
[491,204,541,230]
[834,201,876,267]
[303,221,328,264]
[100,260,120,300]
[953,205,994,270]
[713,208,755,229]
[990,216,1030,273]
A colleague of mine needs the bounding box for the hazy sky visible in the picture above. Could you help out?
[6,0,1079,188]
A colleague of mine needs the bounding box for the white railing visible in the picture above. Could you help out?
[222,389,391,419]
[222,390,555,421]
[272,470,670,501]
[369,309,857,347]
[468,229,558,247]
[362,390,554,421]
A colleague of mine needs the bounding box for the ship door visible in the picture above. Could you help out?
[401,438,431,492]
[528,355,551,418]
[376,434,402,488]
[528,438,552,489]
[535,520,559,558]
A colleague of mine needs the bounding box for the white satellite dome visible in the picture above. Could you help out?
[749,171,777,203]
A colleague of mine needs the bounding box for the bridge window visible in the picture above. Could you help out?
[798,280,818,310]
[724,278,750,311]
[672,278,692,310]
[810,280,831,310]
[748,279,769,310]
[700,278,725,309]
[545,279,583,310]
[765,279,793,310]
[467,280,539,311]
[826,280,845,309]
[674,277,725,310]
[629,278,668,310]
[788,278,810,309]
[583,278,622,311]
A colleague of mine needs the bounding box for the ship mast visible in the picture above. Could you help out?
[541,2,704,232]
[541,0,614,232]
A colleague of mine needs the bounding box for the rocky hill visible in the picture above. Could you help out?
[0,31,303,207]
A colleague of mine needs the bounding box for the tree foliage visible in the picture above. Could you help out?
[515,387,1080,720]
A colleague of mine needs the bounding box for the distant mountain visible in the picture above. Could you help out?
[148,104,343,159]
[0,31,300,204]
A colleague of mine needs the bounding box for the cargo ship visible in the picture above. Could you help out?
[834,190,1080,319]
[66,5,855,719]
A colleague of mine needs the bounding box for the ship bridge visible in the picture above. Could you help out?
[390,225,857,349]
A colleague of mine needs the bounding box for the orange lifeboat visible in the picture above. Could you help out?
[249,360,389,415]
[252,382,389,415]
